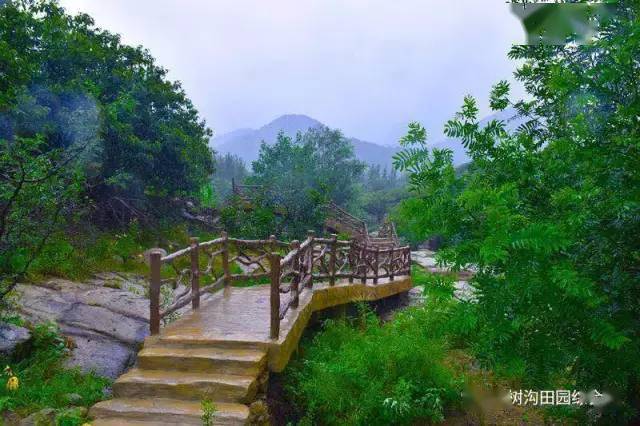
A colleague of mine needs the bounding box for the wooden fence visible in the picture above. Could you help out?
[324,201,369,242]
[148,231,411,339]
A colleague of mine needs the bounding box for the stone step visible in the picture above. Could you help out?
[91,398,249,425]
[113,368,258,403]
[156,336,268,350]
[138,345,267,375]
[92,420,163,426]
[92,417,244,426]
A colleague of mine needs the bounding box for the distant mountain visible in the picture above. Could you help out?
[430,107,526,166]
[211,114,399,169]
[212,110,526,170]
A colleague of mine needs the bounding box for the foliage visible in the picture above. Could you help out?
[239,127,365,238]
[198,183,217,209]
[219,200,278,240]
[0,322,110,420]
[0,135,83,303]
[0,0,214,298]
[394,2,640,421]
[212,153,248,200]
[201,398,217,426]
[286,304,462,425]
[24,220,211,281]
[358,165,407,227]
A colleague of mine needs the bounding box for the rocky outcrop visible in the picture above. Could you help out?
[0,323,31,358]
[13,272,218,379]
[411,249,448,273]
[14,273,150,379]
[411,250,476,302]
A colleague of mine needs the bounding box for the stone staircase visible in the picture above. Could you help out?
[90,339,268,425]
[89,278,414,425]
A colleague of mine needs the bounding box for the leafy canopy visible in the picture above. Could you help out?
[394,1,639,421]
[0,0,215,294]
[226,127,365,238]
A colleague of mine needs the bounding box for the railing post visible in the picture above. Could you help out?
[149,250,162,335]
[307,230,315,288]
[348,240,354,283]
[221,231,231,287]
[373,246,379,285]
[329,233,337,286]
[269,234,277,254]
[361,245,367,284]
[389,248,395,281]
[269,252,281,340]
[290,240,300,309]
[190,237,200,309]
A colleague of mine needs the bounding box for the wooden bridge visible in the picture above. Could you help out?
[324,201,399,248]
[90,231,412,425]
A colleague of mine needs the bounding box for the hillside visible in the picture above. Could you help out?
[213,110,525,170]
[212,114,399,169]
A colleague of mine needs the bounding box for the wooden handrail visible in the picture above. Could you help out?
[147,232,411,338]
[269,252,281,339]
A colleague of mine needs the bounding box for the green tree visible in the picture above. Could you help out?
[0,1,214,297]
[359,165,407,227]
[0,0,214,220]
[212,153,248,200]
[395,2,639,421]
[243,127,365,238]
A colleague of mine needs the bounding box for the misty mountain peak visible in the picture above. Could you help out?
[260,114,323,134]
[212,114,399,168]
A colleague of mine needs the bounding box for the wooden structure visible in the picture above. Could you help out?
[148,231,411,339]
[324,202,400,249]
[323,201,369,241]
[90,232,412,425]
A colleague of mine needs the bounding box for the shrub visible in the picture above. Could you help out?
[0,323,111,420]
[286,304,463,425]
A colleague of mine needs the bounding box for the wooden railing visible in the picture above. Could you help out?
[231,178,262,202]
[378,217,399,246]
[324,201,369,242]
[147,231,411,339]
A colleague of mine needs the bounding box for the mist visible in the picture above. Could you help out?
[59,0,526,145]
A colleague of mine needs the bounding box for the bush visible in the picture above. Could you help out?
[286,303,463,425]
[0,323,111,421]
[26,220,214,281]
[392,4,640,420]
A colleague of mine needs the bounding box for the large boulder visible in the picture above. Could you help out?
[411,249,449,273]
[0,322,31,358]
[14,274,150,379]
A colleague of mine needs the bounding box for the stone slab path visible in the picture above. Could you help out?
[411,250,476,302]
[90,276,412,425]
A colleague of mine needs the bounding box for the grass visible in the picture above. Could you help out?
[27,221,222,282]
[201,398,217,426]
[282,266,559,425]
[26,221,281,291]
[0,323,111,424]
[285,299,465,425]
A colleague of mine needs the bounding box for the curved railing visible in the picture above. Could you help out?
[324,201,369,242]
[147,231,411,338]
[378,217,399,246]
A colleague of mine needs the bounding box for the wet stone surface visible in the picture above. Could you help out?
[0,322,31,358]
[411,250,476,303]
[14,274,150,379]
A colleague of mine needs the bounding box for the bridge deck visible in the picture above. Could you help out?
[154,276,413,371]
[92,277,412,425]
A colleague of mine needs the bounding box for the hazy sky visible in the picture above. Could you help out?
[59,1,527,145]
